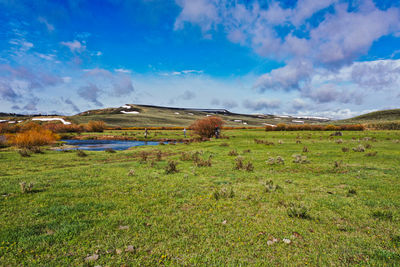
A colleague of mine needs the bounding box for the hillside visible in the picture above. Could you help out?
[339,109,400,124]
[68,104,330,127]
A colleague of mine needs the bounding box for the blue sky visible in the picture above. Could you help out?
[1,0,400,118]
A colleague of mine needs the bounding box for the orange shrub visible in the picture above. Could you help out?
[189,116,224,138]
[44,123,84,133]
[9,128,60,148]
[20,122,42,132]
[85,121,106,132]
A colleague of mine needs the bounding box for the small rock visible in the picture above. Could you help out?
[283,238,291,244]
[85,254,99,261]
[125,245,135,253]
[119,225,129,230]
[222,220,227,224]
[115,249,122,255]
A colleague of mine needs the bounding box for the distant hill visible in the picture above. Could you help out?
[339,109,400,123]
[69,104,330,127]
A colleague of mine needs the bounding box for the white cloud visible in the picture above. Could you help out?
[60,40,86,53]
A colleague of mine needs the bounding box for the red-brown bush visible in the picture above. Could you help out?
[189,116,224,138]
[85,121,106,132]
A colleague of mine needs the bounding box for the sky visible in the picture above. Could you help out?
[0,0,400,119]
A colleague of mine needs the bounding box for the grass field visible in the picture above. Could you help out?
[1,129,400,265]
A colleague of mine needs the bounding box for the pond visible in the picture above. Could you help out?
[60,139,159,151]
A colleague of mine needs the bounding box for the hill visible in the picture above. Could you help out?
[68,104,330,127]
[339,109,400,124]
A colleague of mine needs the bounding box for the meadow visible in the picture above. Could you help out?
[1,129,400,265]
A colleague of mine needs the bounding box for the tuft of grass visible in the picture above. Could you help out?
[165,160,178,174]
[342,147,349,152]
[365,151,378,157]
[371,210,393,221]
[287,204,310,219]
[347,188,357,196]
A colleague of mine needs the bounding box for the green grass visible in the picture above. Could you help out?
[1,129,400,265]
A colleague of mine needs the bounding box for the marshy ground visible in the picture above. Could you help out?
[1,129,400,265]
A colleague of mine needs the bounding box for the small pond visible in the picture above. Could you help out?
[60,139,159,151]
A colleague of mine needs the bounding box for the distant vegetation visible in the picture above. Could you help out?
[265,123,365,131]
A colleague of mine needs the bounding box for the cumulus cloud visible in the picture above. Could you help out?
[61,40,86,53]
[23,97,39,111]
[210,98,238,109]
[174,0,400,106]
[243,99,281,111]
[78,83,103,106]
[64,98,80,113]
[112,75,134,96]
[255,61,313,92]
[181,90,196,100]
[0,82,18,101]
[291,98,308,110]
[301,84,364,105]
[0,64,64,90]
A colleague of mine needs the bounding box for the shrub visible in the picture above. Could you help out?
[165,160,178,174]
[18,149,31,157]
[265,180,282,193]
[195,156,212,167]
[20,182,34,193]
[189,116,224,138]
[9,128,59,149]
[352,145,365,152]
[76,150,88,157]
[105,148,116,153]
[292,154,309,164]
[85,121,106,132]
[139,151,148,162]
[156,150,162,161]
[0,123,20,134]
[266,156,285,165]
[180,152,192,161]
[244,162,254,172]
[234,156,244,170]
[228,149,238,156]
[44,123,84,133]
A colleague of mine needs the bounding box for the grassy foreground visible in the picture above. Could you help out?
[1,129,400,265]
